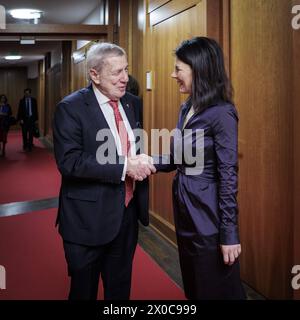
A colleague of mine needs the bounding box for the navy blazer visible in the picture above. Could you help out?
[17,97,38,122]
[53,85,149,246]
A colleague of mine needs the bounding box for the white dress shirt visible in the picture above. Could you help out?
[92,84,136,181]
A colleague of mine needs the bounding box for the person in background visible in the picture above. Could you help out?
[53,42,155,300]
[126,74,140,96]
[0,94,12,157]
[17,88,38,151]
[154,37,246,300]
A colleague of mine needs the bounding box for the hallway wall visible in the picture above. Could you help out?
[293,0,300,301]
[132,0,208,244]
[71,42,88,92]
[230,0,295,299]
[44,64,61,136]
[0,68,27,119]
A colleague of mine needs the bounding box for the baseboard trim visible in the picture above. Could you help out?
[149,210,177,248]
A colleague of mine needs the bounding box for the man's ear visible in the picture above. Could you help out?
[89,68,100,84]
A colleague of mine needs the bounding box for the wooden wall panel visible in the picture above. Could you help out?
[72,58,88,92]
[0,68,27,122]
[231,0,294,299]
[151,3,206,228]
[206,0,230,73]
[119,0,132,70]
[149,0,201,25]
[27,79,38,100]
[131,0,144,85]
[148,0,170,13]
[61,41,72,98]
[136,0,206,243]
[37,60,45,135]
[293,0,300,300]
[45,64,61,137]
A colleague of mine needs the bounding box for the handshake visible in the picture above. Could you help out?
[126,154,156,181]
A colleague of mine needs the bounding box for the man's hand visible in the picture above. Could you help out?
[220,244,241,266]
[126,154,156,181]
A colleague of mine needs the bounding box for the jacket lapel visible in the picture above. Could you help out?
[81,84,110,131]
[178,99,192,130]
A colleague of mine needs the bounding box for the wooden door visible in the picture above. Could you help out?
[143,0,207,242]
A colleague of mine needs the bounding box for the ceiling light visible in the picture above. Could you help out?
[5,55,22,60]
[20,39,35,44]
[10,9,42,23]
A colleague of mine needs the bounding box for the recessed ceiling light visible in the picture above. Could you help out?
[10,9,42,20]
[5,55,22,60]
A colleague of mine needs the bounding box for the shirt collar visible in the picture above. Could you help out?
[92,84,111,105]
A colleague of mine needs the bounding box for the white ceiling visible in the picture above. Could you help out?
[0,1,103,67]
[1,0,102,24]
[0,41,61,67]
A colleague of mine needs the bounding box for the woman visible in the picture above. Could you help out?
[155,37,246,299]
[0,94,12,157]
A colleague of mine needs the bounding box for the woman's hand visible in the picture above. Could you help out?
[220,244,241,266]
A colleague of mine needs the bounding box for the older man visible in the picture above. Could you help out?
[53,43,155,300]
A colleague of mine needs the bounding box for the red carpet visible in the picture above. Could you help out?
[0,209,185,300]
[0,131,60,204]
[0,130,184,299]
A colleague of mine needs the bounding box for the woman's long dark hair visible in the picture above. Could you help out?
[175,37,233,112]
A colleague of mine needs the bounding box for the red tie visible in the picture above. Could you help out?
[108,100,134,207]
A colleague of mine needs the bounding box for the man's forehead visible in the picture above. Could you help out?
[104,55,128,69]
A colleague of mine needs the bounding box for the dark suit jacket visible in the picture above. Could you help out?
[52,84,149,246]
[17,97,38,122]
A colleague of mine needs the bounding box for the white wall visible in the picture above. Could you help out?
[77,1,106,50]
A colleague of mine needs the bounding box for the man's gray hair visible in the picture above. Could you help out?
[86,42,126,75]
